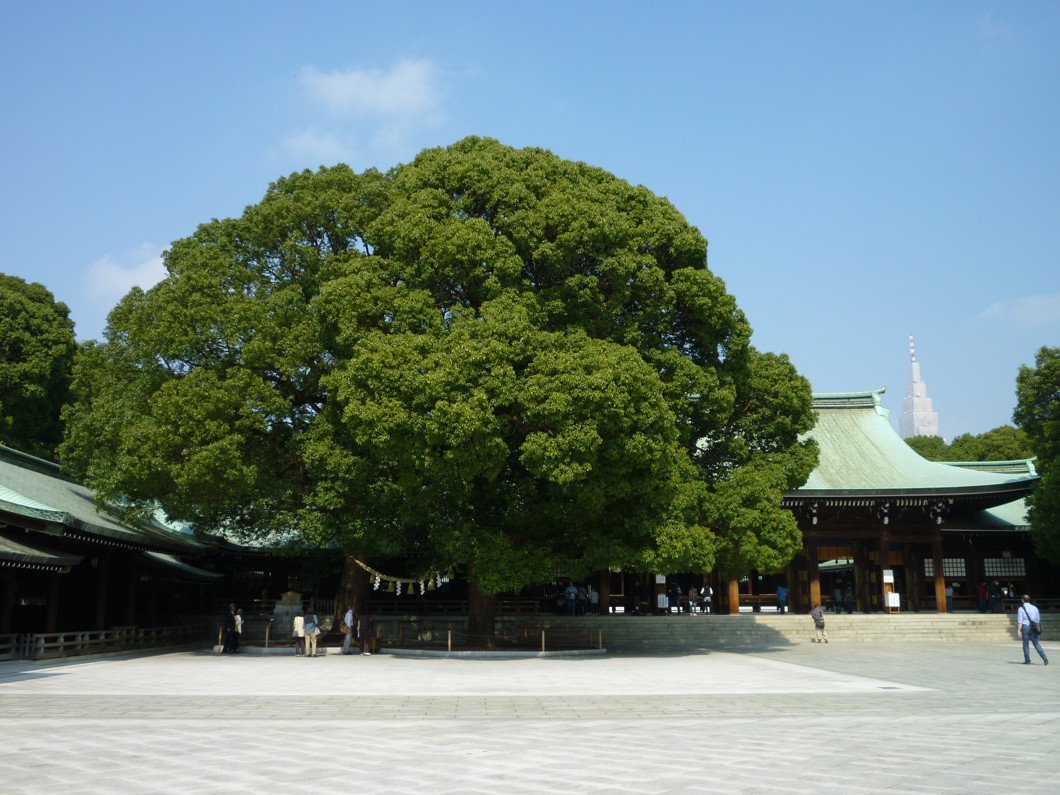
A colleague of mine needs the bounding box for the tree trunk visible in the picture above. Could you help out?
[465,579,497,648]
[333,556,371,622]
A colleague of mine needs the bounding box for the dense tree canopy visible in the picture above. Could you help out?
[1014,346,1060,563]
[61,138,817,620]
[905,425,1032,463]
[0,273,77,458]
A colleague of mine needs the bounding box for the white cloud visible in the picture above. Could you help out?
[298,59,442,118]
[86,244,166,303]
[286,59,446,166]
[978,293,1060,325]
[281,128,354,164]
[976,10,1015,55]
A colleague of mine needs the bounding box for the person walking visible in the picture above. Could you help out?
[576,585,587,616]
[232,608,243,652]
[358,609,373,656]
[341,605,356,655]
[220,603,236,653]
[564,582,577,616]
[292,608,305,656]
[1017,594,1048,666]
[776,585,788,614]
[304,607,320,657]
[810,603,828,643]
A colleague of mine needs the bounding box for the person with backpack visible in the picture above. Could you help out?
[303,607,321,657]
[810,603,828,643]
[1017,594,1048,666]
[700,584,712,614]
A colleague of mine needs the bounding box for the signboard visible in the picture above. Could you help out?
[882,569,895,584]
[886,592,901,608]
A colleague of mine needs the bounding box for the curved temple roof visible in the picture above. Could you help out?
[0,445,200,553]
[792,390,1038,503]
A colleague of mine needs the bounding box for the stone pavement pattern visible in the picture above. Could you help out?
[0,639,1058,794]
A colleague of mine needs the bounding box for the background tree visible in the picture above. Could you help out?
[951,426,1032,461]
[905,426,1032,462]
[0,273,77,458]
[1014,346,1060,563]
[61,138,817,639]
[905,435,951,461]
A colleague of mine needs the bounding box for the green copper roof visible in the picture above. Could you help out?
[0,445,200,552]
[0,530,82,571]
[143,551,224,582]
[795,390,1038,495]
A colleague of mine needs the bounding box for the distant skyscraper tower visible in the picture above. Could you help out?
[899,333,940,439]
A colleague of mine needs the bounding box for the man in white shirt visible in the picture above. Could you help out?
[1017,594,1048,666]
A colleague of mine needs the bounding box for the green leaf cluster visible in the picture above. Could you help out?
[0,273,77,458]
[1014,346,1060,563]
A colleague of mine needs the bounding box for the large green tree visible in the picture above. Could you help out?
[61,138,816,636]
[1014,346,1060,563]
[0,273,77,458]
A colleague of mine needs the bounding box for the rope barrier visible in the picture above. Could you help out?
[351,558,453,595]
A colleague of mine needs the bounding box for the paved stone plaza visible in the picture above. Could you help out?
[0,637,1057,794]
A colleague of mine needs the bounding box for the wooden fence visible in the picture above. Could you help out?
[0,633,17,661]
[7,624,207,661]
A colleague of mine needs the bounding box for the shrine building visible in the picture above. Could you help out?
[774,389,1042,614]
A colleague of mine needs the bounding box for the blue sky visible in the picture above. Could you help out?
[2,1,1057,439]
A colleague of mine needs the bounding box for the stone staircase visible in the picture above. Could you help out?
[515,612,1022,653]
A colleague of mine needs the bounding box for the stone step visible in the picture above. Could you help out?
[516,614,1023,651]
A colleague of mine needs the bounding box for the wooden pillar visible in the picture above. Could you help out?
[125,557,138,626]
[598,570,611,615]
[805,534,821,610]
[932,536,947,613]
[1,572,14,634]
[147,577,159,625]
[879,532,893,613]
[727,578,740,615]
[94,553,111,630]
[967,553,985,612]
[45,572,61,632]
[906,547,922,613]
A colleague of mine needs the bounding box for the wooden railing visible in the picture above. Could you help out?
[11,624,207,661]
[0,633,17,661]
[738,594,779,612]
[207,597,564,619]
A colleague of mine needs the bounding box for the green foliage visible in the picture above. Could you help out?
[905,426,1032,463]
[905,435,952,461]
[60,137,817,593]
[0,274,77,458]
[1014,346,1060,563]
